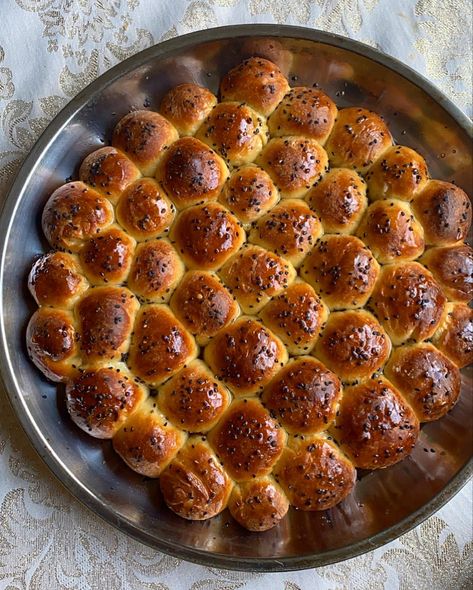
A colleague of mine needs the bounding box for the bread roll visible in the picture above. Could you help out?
[112,110,179,176]
[331,377,419,469]
[306,168,367,234]
[204,316,288,396]
[385,343,461,422]
[28,251,89,309]
[259,279,328,355]
[420,243,473,302]
[301,234,380,309]
[159,83,217,136]
[432,302,473,368]
[42,182,114,251]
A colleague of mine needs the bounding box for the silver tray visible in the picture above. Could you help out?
[0,25,471,572]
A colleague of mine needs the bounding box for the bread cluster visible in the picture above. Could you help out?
[27,57,472,532]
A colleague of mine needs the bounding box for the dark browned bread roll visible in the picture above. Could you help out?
[420,243,473,302]
[160,83,217,136]
[432,303,473,368]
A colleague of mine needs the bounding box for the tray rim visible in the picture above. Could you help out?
[0,23,472,572]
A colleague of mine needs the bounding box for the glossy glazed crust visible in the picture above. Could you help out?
[196,102,268,167]
[128,304,198,386]
[219,244,297,314]
[249,199,323,268]
[208,398,286,481]
[315,309,391,382]
[159,359,231,432]
[369,262,447,345]
[268,87,337,144]
[257,136,329,199]
[263,356,342,434]
[66,363,147,439]
[26,308,79,382]
[159,83,217,136]
[302,234,379,310]
[228,477,289,532]
[75,286,139,362]
[116,178,176,241]
[384,343,461,422]
[112,397,186,476]
[160,437,233,520]
[274,436,356,510]
[356,199,425,264]
[432,303,473,368]
[219,57,290,117]
[112,110,179,176]
[204,316,288,396]
[259,280,328,355]
[412,180,472,246]
[325,107,393,173]
[79,226,136,285]
[28,251,89,309]
[306,168,368,234]
[366,145,429,201]
[420,244,473,303]
[127,239,184,303]
[156,137,229,209]
[170,202,245,270]
[170,270,240,344]
[42,182,114,252]
[332,377,419,469]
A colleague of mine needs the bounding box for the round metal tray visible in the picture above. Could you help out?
[0,25,472,572]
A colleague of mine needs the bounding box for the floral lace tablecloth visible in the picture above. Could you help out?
[0,1,472,589]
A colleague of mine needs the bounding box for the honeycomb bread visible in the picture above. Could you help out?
[26,57,471,532]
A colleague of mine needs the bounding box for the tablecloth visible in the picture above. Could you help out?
[0,1,472,588]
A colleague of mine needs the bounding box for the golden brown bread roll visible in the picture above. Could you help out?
[411,180,472,246]
[159,359,231,432]
[219,244,297,314]
[249,199,323,268]
[365,145,429,201]
[228,477,289,532]
[159,83,217,136]
[331,377,419,469]
[273,436,356,511]
[356,199,425,264]
[369,262,447,345]
[112,110,179,176]
[268,87,337,145]
[305,167,368,234]
[257,136,329,199]
[42,182,114,252]
[208,398,286,481]
[170,202,245,271]
[315,309,391,382]
[218,164,280,227]
[219,57,290,117]
[325,107,393,173]
[259,279,328,355]
[156,137,229,209]
[28,251,89,309]
[262,356,342,434]
[79,226,136,286]
[128,304,198,386]
[432,302,473,368]
[195,102,268,167]
[160,436,233,520]
[116,178,176,241]
[384,343,461,422]
[420,243,473,302]
[127,239,184,303]
[301,234,380,310]
[79,146,141,203]
[204,316,288,396]
[112,397,187,476]
[66,362,147,439]
[170,270,240,345]
[26,308,79,382]
[75,286,139,362]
